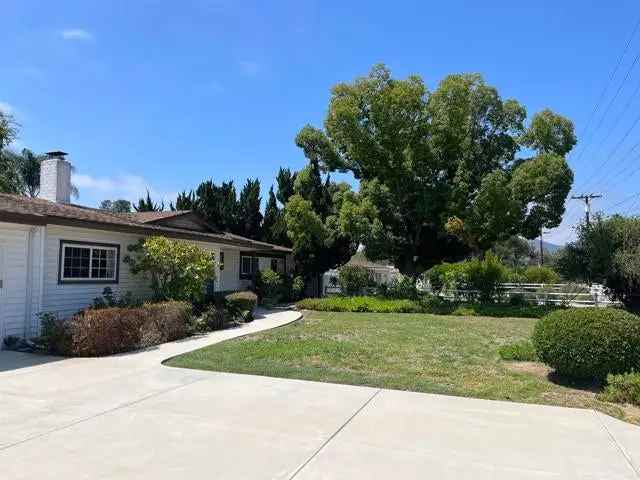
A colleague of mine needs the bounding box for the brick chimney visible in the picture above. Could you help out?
[40,151,72,203]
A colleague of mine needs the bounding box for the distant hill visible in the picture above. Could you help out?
[528,240,563,253]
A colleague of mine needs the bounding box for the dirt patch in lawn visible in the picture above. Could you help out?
[505,361,551,378]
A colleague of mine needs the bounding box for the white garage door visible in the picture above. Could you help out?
[0,227,29,344]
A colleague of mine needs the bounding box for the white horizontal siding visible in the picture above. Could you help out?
[219,248,241,291]
[0,223,29,341]
[41,226,154,319]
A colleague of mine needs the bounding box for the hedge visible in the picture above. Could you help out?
[296,296,558,318]
[532,308,640,380]
[41,301,193,357]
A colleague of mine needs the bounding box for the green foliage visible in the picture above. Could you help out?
[600,372,640,406]
[172,190,196,210]
[520,266,560,284]
[202,306,228,331]
[297,296,425,313]
[557,215,640,311]
[276,167,297,205]
[520,108,577,156]
[299,64,575,274]
[384,275,419,300]
[532,308,640,380]
[493,236,534,268]
[291,275,306,300]
[256,268,283,304]
[194,180,239,233]
[0,108,18,150]
[225,291,258,320]
[337,265,373,295]
[37,312,72,354]
[498,340,538,361]
[100,199,132,213]
[91,287,140,310]
[510,153,574,239]
[125,236,216,302]
[425,253,508,303]
[133,190,164,212]
[297,295,558,318]
[238,178,263,239]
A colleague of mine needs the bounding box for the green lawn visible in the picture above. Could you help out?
[166,311,639,423]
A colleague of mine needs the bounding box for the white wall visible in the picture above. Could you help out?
[219,248,241,292]
[0,223,29,340]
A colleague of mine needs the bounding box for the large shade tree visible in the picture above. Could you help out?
[297,64,575,274]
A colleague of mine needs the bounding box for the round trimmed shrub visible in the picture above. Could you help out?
[532,308,640,380]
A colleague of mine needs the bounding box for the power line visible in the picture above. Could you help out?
[576,18,640,162]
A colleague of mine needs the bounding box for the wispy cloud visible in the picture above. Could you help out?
[238,60,260,76]
[72,173,177,207]
[0,101,14,114]
[59,28,93,41]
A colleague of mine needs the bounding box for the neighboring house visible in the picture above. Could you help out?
[322,252,400,295]
[0,151,292,345]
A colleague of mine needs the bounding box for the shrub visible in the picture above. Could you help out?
[532,308,640,380]
[256,268,283,304]
[203,306,228,331]
[498,340,538,361]
[425,253,509,302]
[296,295,560,318]
[37,312,72,354]
[464,252,509,303]
[600,372,640,406]
[125,236,216,302]
[522,266,560,284]
[42,301,194,357]
[297,296,424,313]
[71,307,148,356]
[291,276,306,301]
[385,275,419,300]
[142,301,193,343]
[338,265,373,295]
[91,287,140,310]
[225,291,258,322]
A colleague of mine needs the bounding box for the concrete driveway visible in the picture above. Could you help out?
[1,309,639,479]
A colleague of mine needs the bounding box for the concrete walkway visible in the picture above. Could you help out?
[1,309,639,479]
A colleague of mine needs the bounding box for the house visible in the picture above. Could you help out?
[0,151,293,345]
[322,251,400,295]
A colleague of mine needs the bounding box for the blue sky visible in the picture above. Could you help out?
[2,0,640,244]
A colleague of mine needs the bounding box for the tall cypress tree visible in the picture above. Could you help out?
[236,178,262,239]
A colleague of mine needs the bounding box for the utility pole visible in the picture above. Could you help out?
[571,194,602,225]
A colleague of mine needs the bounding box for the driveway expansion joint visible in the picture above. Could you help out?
[287,388,382,479]
[592,410,640,478]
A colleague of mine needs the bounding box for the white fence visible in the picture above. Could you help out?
[430,283,618,307]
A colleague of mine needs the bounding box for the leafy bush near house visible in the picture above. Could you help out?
[37,312,72,354]
[338,265,373,296]
[532,308,640,380]
[291,275,306,301]
[125,236,216,302]
[498,340,538,361]
[91,287,141,310]
[599,372,640,406]
[225,291,258,322]
[143,302,193,343]
[202,306,228,331]
[256,268,283,304]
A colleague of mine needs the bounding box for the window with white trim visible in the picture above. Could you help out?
[60,242,119,282]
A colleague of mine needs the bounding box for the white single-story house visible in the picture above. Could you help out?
[0,151,293,345]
